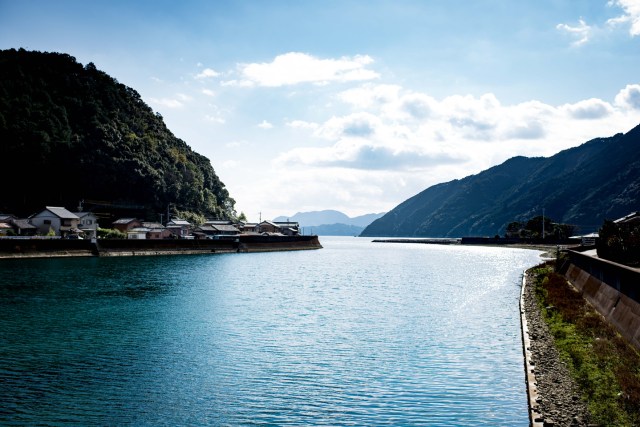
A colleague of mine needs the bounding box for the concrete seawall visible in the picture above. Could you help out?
[562,250,640,349]
[0,235,322,259]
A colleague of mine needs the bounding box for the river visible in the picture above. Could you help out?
[0,236,542,426]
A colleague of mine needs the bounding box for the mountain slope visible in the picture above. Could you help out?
[362,125,640,237]
[0,48,235,219]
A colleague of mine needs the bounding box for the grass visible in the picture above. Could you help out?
[531,263,640,426]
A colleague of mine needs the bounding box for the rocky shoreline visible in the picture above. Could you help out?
[522,270,592,426]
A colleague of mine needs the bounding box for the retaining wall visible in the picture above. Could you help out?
[562,250,640,349]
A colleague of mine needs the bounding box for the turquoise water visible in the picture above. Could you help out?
[0,237,542,426]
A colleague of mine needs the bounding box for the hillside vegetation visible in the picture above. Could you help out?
[362,124,640,237]
[0,48,235,220]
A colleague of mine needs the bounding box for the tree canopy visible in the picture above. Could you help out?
[0,48,236,221]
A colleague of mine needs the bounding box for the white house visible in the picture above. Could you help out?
[74,211,99,238]
[30,206,80,237]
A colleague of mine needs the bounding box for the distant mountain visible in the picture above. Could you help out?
[0,48,235,220]
[361,124,640,238]
[306,223,364,236]
[274,210,385,236]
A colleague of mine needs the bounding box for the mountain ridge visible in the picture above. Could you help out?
[361,125,640,237]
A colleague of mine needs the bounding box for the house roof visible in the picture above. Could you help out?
[205,220,233,225]
[74,211,98,218]
[614,211,640,223]
[142,222,165,229]
[274,221,299,228]
[44,206,79,219]
[259,220,280,227]
[113,218,139,225]
[212,224,240,233]
[128,227,151,232]
[168,219,191,226]
[12,219,37,230]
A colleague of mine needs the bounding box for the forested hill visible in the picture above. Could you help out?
[0,48,235,220]
[361,123,640,237]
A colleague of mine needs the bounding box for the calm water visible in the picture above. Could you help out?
[0,237,542,426]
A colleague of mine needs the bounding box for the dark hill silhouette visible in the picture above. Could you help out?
[0,48,235,220]
[361,125,640,237]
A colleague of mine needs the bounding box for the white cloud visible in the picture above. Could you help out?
[562,98,613,119]
[614,84,640,109]
[230,52,380,87]
[556,18,591,46]
[270,83,638,211]
[195,68,221,79]
[202,88,215,97]
[607,0,640,36]
[258,120,274,129]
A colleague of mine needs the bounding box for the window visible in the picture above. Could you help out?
[44,220,51,225]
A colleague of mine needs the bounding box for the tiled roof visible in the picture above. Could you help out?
[113,218,138,224]
[12,219,36,229]
[45,206,79,219]
[142,222,165,229]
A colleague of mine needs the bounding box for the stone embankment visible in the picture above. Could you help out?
[0,235,322,259]
[521,271,592,426]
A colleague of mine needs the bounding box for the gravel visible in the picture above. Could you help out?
[522,271,592,427]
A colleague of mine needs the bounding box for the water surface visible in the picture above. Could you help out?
[0,237,542,425]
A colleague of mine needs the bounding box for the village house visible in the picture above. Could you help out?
[238,222,258,234]
[112,218,143,233]
[142,222,171,239]
[255,220,300,235]
[74,211,99,239]
[274,221,300,236]
[127,226,149,239]
[166,218,192,238]
[29,206,81,237]
[193,222,240,239]
[0,214,38,236]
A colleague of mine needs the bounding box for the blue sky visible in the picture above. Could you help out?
[2,1,640,220]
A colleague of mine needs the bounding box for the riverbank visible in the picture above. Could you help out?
[0,235,322,259]
[521,267,592,426]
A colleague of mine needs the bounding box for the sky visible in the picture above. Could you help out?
[1,1,640,221]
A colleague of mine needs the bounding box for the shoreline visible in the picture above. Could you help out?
[0,235,322,259]
[520,268,592,426]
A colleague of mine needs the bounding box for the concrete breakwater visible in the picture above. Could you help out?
[0,235,322,258]
[560,248,640,350]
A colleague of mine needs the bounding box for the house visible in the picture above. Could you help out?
[74,211,99,239]
[127,227,149,239]
[257,220,301,234]
[166,218,192,238]
[238,222,258,234]
[193,223,240,239]
[257,220,282,234]
[142,222,171,239]
[29,206,80,237]
[112,218,143,233]
[273,221,300,236]
[10,219,37,236]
